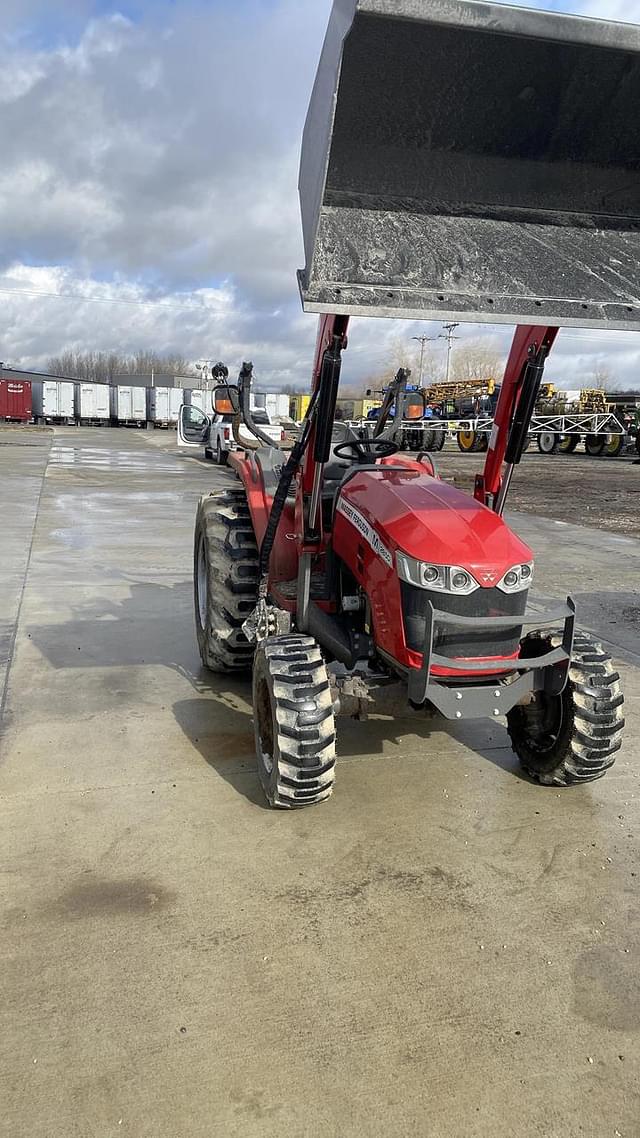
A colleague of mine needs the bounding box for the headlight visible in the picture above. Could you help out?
[397,553,480,595]
[496,562,534,593]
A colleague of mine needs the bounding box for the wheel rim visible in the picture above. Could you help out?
[521,691,565,758]
[458,431,475,450]
[538,432,556,453]
[605,435,622,456]
[196,534,208,630]
[255,676,274,775]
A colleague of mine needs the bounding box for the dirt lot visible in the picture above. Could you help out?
[434,447,640,538]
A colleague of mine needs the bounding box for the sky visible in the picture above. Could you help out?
[1,0,639,389]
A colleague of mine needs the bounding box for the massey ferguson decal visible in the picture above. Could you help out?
[336,499,393,568]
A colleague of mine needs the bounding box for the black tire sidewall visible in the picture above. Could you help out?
[193,505,211,662]
[585,435,605,456]
[509,683,575,777]
[252,647,279,803]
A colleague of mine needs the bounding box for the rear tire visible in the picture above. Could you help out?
[431,429,446,451]
[558,434,579,454]
[193,488,259,673]
[506,631,624,785]
[253,635,336,808]
[537,431,560,455]
[585,434,606,457]
[457,430,484,452]
[604,434,624,457]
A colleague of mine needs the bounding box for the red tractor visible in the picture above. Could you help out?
[192,0,635,807]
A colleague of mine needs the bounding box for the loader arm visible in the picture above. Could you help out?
[476,325,559,511]
[300,313,350,546]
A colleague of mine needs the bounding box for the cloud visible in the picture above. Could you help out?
[1,0,639,388]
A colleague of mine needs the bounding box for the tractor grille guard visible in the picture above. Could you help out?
[407,597,576,719]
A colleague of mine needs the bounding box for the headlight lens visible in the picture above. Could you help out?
[496,562,534,593]
[397,553,479,595]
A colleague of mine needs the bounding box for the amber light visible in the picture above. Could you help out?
[214,397,235,415]
[406,402,424,420]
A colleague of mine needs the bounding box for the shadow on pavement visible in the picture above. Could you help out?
[26,576,538,803]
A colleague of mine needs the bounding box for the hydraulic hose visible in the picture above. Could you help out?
[258,389,319,579]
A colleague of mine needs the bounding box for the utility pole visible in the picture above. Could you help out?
[411,335,438,386]
[195,359,216,389]
[440,323,460,383]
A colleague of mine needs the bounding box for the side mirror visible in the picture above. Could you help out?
[405,393,426,420]
[212,384,240,415]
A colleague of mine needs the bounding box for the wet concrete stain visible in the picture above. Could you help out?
[46,874,176,920]
[203,732,255,761]
[573,946,640,1032]
[278,862,474,918]
[229,1088,283,1120]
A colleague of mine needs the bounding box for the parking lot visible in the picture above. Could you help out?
[1,426,639,1137]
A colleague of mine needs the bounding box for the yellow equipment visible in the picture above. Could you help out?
[289,394,311,421]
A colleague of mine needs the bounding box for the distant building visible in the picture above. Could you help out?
[0,364,79,384]
[112,374,200,389]
[0,365,202,390]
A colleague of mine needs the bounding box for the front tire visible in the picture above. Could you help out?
[253,635,336,808]
[193,488,259,673]
[507,631,624,785]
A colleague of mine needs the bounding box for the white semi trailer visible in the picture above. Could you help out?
[110,386,148,427]
[32,381,75,424]
[148,387,184,427]
[75,383,110,424]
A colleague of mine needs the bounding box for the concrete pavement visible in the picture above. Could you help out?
[1,427,638,1137]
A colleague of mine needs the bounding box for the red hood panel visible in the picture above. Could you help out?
[337,469,532,577]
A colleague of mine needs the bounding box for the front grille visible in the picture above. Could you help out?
[400,582,527,660]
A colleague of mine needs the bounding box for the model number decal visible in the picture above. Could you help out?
[336,499,393,567]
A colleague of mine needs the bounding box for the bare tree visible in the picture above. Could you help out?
[589,367,613,390]
[387,334,446,384]
[450,339,503,383]
[46,350,196,381]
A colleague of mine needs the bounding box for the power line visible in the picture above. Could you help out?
[411,334,439,384]
[440,322,460,382]
[0,285,231,315]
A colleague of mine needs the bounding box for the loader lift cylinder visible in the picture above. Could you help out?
[476,325,559,511]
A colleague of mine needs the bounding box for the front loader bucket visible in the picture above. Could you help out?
[299,0,640,330]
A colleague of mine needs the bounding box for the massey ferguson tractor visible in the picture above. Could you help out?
[192,0,634,807]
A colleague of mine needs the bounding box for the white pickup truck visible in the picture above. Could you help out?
[177,403,284,464]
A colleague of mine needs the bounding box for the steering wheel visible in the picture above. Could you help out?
[333,437,398,464]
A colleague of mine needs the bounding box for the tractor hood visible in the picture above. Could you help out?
[335,469,532,581]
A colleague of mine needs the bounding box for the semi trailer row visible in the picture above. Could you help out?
[0,379,292,429]
[1,380,213,427]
